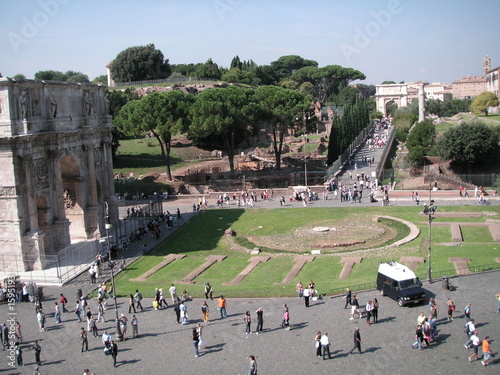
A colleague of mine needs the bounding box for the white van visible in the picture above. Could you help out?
[376,261,426,307]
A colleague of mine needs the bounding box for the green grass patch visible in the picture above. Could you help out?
[460,226,494,242]
[113,206,500,298]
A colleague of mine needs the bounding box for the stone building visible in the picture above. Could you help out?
[451,56,489,99]
[0,79,118,271]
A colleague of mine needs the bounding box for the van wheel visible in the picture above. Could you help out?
[380,290,385,296]
[398,299,404,307]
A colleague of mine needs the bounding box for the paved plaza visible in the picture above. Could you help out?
[1,270,499,374]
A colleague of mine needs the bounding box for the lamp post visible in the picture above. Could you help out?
[303,156,308,186]
[423,183,437,283]
[105,202,123,341]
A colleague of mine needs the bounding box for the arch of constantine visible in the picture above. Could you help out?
[0,79,118,271]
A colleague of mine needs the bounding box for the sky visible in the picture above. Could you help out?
[1,0,499,86]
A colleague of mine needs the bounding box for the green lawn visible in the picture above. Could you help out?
[113,206,500,298]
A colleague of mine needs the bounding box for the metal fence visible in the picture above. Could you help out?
[0,200,164,284]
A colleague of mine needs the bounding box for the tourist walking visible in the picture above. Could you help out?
[15,342,23,366]
[349,327,362,354]
[247,355,257,375]
[201,300,209,322]
[89,315,98,338]
[343,288,351,309]
[32,341,41,366]
[97,300,105,323]
[464,319,476,348]
[102,330,111,349]
[128,294,136,314]
[14,321,22,343]
[496,293,500,313]
[174,302,181,324]
[60,294,69,313]
[36,310,45,332]
[446,298,455,321]
[80,327,88,353]
[192,328,200,358]
[196,323,206,348]
[158,288,168,308]
[321,332,331,360]
[204,283,213,300]
[74,300,82,322]
[413,325,424,350]
[180,302,188,325]
[481,336,492,366]
[131,315,139,338]
[350,294,361,320]
[468,331,480,362]
[110,340,118,367]
[169,284,179,304]
[54,302,61,323]
[282,307,290,330]
[134,290,144,311]
[256,306,265,334]
[218,295,227,319]
[464,303,472,321]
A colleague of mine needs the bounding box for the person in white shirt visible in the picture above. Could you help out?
[320,333,331,360]
[102,330,111,348]
[169,284,179,304]
[468,331,480,362]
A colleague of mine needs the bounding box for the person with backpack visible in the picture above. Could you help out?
[134,290,143,311]
[60,294,69,313]
[464,319,476,348]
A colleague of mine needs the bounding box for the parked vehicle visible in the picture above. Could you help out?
[376,261,426,307]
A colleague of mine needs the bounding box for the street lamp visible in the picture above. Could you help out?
[423,183,437,283]
[302,111,315,135]
[105,202,123,341]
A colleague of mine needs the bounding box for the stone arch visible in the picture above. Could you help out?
[384,99,399,116]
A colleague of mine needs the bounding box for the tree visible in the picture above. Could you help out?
[289,65,365,102]
[110,44,171,83]
[34,70,90,83]
[107,88,139,159]
[270,55,318,81]
[425,99,443,117]
[435,120,499,169]
[12,74,26,80]
[221,68,259,85]
[189,87,256,176]
[230,55,242,70]
[471,92,499,116]
[195,58,221,79]
[404,119,435,167]
[381,81,396,84]
[114,91,193,180]
[254,86,311,169]
[65,72,90,83]
[92,75,108,84]
[34,70,67,81]
[255,65,279,85]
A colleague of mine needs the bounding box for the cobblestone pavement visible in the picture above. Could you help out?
[1,272,499,374]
